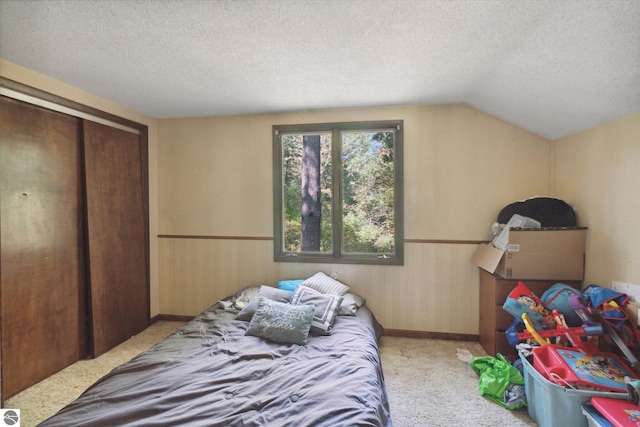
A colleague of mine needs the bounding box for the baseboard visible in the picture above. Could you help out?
[384,329,478,342]
[151,314,196,323]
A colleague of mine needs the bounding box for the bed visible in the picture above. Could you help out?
[39,273,392,426]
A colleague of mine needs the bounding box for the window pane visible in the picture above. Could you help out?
[341,130,395,255]
[281,132,332,253]
[274,120,403,265]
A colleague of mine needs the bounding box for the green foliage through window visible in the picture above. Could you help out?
[273,120,403,265]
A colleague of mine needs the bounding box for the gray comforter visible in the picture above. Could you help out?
[39,288,392,426]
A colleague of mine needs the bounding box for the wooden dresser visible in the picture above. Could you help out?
[478,269,581,358]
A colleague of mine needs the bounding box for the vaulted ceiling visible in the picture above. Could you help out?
[1,0,638,139]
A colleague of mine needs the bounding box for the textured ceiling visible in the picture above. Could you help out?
[0,0,638,139]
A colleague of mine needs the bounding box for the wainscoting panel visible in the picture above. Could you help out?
[158,238,481,335]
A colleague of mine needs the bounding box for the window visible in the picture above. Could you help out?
[273,120,403,265]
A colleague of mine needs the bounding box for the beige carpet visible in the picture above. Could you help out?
[4,321,187,427]
[380,336,536,426]
[5,323,537,426]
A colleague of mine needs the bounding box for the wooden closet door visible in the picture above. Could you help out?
[82,120,149,357]
[0,97,87,398]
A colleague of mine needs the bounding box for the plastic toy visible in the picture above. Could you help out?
[513,309,603,355]
[533,345,635,392]
[591,397,640,427]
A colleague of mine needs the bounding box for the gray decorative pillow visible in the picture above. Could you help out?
[245,298,315,345]
[302,272,351,296]
[291,285,343,335]
[235,286,293,321]
[338,292,366,316]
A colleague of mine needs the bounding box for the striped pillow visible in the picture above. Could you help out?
[302,272,350,296]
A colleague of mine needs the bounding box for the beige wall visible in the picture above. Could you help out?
[159,105,552,239]
[19,57,635,336]
[158,105,552,334]
[553,112,640,288]
[0,59,162,316]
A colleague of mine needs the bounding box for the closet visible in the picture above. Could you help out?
[0,79,150,401]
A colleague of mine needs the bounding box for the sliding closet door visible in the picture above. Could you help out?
[82,120,149,357]
[0,97,87,398]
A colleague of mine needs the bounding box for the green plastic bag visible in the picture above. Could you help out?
[470,353,526,410]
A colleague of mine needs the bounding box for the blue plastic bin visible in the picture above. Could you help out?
[519,351,627,427]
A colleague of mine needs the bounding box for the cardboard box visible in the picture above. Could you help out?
[471,228,587,280]
[624,300,640,327]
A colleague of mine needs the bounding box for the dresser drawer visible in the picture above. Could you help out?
[496,306,517,330]
[494,279,561,304]
[495,332,517,358]
[478,270,582,357]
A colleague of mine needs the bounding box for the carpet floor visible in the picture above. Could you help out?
[380,336,536,426]
[5,322,537,426]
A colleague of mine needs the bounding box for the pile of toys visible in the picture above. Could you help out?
[503,282,640,426]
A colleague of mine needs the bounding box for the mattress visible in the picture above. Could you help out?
[39,286,392,426]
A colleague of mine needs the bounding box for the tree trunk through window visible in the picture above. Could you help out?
[301,134,321,251]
